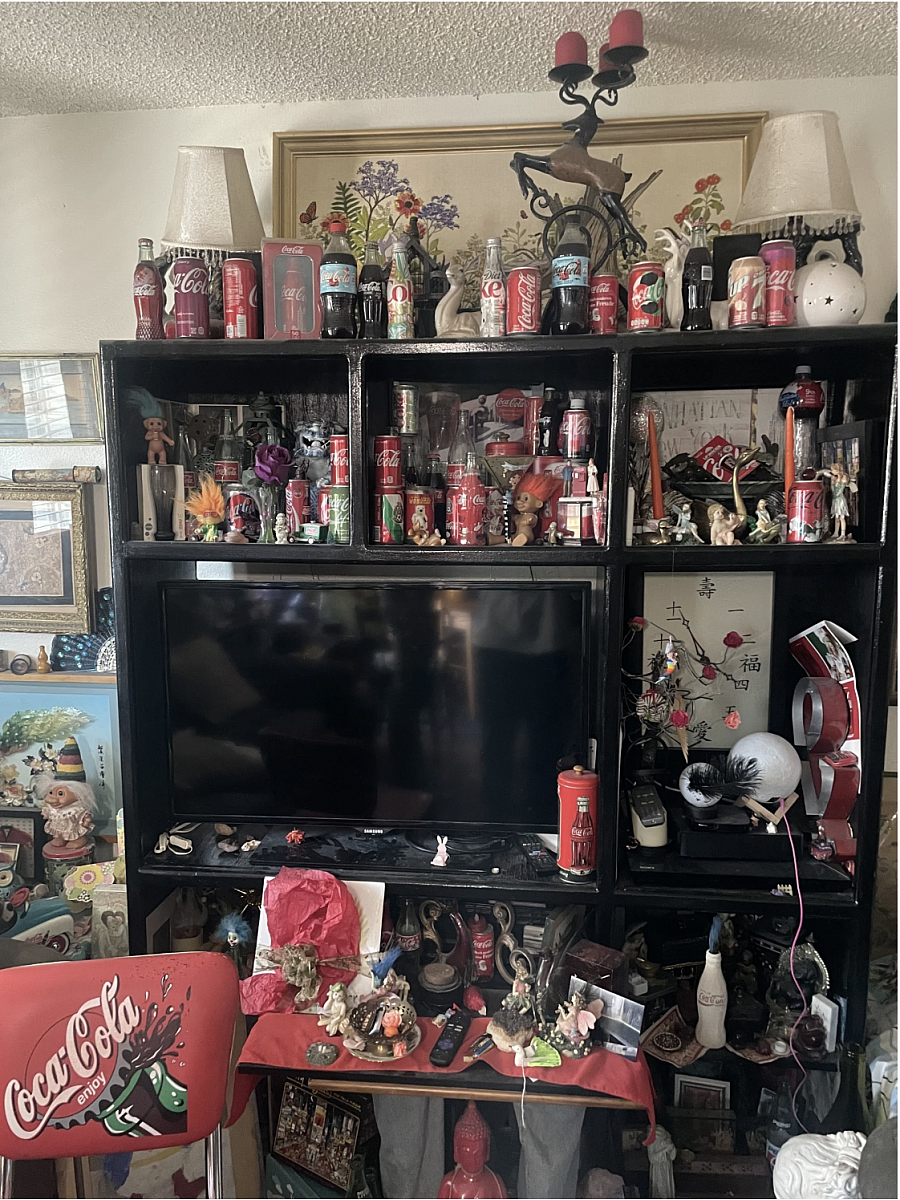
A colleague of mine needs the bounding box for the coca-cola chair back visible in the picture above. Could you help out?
[0,952,238,1161]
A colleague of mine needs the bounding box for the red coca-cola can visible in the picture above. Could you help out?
[760,239,796,327]
[171,257,210,339]
[787,477,825,543]
[559,407,593,459]
[557,765,598,880]
[330,434,349,486]
[506,267,542,335]
[405,487,434,541]
[372,489,405,544]
[374,434,402,488]
[456,476,486,546]
[286,479,311,532]
[316,484,332,526]
[589,273,618,334]
[222,257,258,339]
[524,394,543,455]
[728,256,766,327]
[627,262,665,332]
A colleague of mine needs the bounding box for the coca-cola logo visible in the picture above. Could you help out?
[512,272,539,326]
[767,268,795,290]
[495,388,525,422]
[282,287,306,302]
[279,245,311,255]
[173,267,208,295]
[375,449,401,467]
[133,284,158,297]
[249,284,258,308]
[631,283,661,313]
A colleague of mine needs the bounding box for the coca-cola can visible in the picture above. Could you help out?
[524,394,543,455]
[627,262,665,332]
[507,267,542,335]
[373,489,405,544]
[456,479,486,546]
[374,434,402,488]
[329,484,350,544]
[171,257,210,339]
[405,487,435,541]
[589,274,618,335]
[392,383,418,434]
[286,479,311,533]
[760,239,796,328]
[222,257,258,339]
[316,484,332,526]
[728,256,766,327]
[225,488,260,541]
[787,478,825,543]
[330,434,349,486]
[559,408,593,460]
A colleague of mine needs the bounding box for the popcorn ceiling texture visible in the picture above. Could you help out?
[0,1,895,118]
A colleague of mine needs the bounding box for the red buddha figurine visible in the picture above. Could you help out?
[437,1101,508,1199]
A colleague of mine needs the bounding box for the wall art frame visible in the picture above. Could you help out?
[0,484,93,633]
[273,113,766,296]
[0,354,102,443]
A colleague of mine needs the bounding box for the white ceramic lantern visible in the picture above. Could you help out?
[727,733,801,803]
[794,251,866,326]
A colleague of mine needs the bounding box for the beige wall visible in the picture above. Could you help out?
[0,73,895,656]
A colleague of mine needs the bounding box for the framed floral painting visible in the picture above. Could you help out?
[274,113,765,304]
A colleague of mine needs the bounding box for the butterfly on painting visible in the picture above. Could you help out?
[297,201,317,226]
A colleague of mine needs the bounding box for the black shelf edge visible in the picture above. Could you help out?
[613,883,857,915]
[624,543,884,567]
[121,540,611,565]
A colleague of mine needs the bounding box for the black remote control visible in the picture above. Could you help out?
[429,1008,471,1068]
[519,835,558,875]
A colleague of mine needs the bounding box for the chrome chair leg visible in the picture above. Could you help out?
[205,1124,224,1200]
[0,1156,13,1200]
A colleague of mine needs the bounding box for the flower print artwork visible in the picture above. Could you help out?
[674,173,731,235]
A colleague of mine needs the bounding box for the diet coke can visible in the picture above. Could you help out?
[589,273,618,335]
[373,490,405,544]
[222,257,258,339]
[627,262,665,332]
[171,257,210,339]
[330,434,349,486]
[374,434,402,488]
[728,256,766,328]
[507,267,542,335]
[316,484,332,526]
[405,487,435,541]
[392,384,419,434]
[286,480,311,532]
[787,477,825,543]
[760,240,796,328]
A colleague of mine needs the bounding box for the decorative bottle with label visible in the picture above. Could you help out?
[550,218,590,335]
[680,219,714,331]
[695,947,728,1048]
[133,238,165,339]
[570,797,596,870]
[468,913,495,981]
[387,243,415,340]
[213,409,242,485]
[358,240,387,339]
[480,238,506,338]
[320,220,357,338]
[396,898,421,981]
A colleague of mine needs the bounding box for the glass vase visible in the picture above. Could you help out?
[257,484,280,543]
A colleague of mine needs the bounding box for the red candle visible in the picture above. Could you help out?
[609,9,644,51]
[555,30,589,67]
[647,411,665,520]
[784,406,796,496]
[598,41,616,69]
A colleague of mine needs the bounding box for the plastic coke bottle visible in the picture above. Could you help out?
[550,218,590,335]
[320,221,357,338]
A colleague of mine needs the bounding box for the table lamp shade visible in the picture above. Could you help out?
[162,145,264,252]
[734,111,860,235]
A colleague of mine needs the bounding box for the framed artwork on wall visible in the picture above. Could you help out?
[0,484,92,633]
[273,113,766,304]
[0,355,102,443]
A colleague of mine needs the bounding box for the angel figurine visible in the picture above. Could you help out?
[318,981,349,1036]
[817,464,858,543]
[671,502,702,545]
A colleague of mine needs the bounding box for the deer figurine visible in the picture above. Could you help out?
[511,105,646,261]
[655,227,691,329]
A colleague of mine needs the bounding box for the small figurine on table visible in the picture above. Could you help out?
[671,502,702,545]
[587,458,600,497]
[32,738,97,850]
[817,463,858,543]
[274,513,290,544]
[510,491,543,546]
[183,475,226,542]
[748,499,782,544]
[708,504,743,546]
[144,416,174,465]
[318,981,349,1036]
[546,521,560,546]
[549,991,597,1058]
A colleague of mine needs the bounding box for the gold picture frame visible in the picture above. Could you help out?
[274,113,767,270]
[0,484,92,633]
[0,354,102,444]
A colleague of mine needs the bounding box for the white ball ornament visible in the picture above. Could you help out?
[727,733,802,802]
[794,251,866,326]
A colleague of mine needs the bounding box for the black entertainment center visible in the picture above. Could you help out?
[102,323,896,1045]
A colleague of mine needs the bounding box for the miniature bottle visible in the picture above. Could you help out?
[819,1043,873,1135]
[213,409,241,485]
[458,452,486,546]
[537,388,563,455]
[558,394,593,461]
[447,410,477,489]
[37,646,50,674]
[695,948,728,1048]
[133,237,165,340]
[358,241,387,339]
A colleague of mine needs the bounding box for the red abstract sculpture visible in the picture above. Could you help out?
[437,1101,508,1198]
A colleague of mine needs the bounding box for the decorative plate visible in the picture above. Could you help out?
[345,1022,422,1063]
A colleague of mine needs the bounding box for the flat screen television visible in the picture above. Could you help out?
[162,582,591,830]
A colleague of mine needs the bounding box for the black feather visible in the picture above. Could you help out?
[686,755,761,801]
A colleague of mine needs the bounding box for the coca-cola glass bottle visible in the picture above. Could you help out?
[133,238,164,340]
[280,258,308,337]
[358,241,387,339]
[320,220,357,338]
[480,237,506,338]
[447,409,477,489]
[425,452,447,531]
[681,220,714,331]
[214,409,242,485]
[550,219,590,335]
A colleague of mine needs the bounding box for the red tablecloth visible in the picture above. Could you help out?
[229,1014,655,1140]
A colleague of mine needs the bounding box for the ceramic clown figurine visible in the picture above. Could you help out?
[32,737,97,850]
[438,1101,508,1199]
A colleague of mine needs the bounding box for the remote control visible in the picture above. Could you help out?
[429,1008,471,1068]
[518,835,558,875]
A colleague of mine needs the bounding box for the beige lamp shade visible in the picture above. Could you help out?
[733,111,860,235]
[161,145,264,252]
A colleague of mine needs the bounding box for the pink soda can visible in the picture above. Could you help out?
[760,239,796,327]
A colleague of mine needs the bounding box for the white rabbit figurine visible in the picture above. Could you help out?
[655,226,691,330]
[431,835,449,867]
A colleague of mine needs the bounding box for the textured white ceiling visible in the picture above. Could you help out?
[0,1,895,118]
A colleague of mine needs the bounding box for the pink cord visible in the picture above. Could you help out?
[782,798,810,1132]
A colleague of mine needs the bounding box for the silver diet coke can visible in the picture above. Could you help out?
[392,383,419,434]
[172,256,210,339]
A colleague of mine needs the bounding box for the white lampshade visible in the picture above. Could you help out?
[161,145,264,252]
[734,111,860,235]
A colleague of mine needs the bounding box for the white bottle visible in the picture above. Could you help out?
[695,950,728,1048]
[480,238,506,337]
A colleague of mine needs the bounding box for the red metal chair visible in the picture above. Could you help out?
[0,952,239,1199]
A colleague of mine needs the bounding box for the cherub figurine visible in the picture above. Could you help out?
[708,504,743,546]
[274,513,290,544]
[144,416,174,464]
[318,981,349,1036]
[817,464,858,543]
[748,498,782,544]
[32,738,97,850]
[671,501,702,545]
